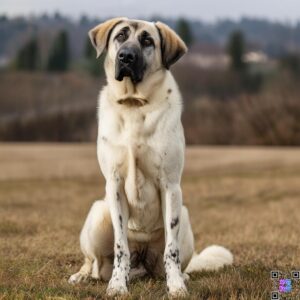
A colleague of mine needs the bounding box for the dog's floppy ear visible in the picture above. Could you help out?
[89,17,126,58]
[155,21,187,69]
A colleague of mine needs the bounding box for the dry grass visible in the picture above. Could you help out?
[0,144,300,299]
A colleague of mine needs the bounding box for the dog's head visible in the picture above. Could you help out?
[89,18,187,84]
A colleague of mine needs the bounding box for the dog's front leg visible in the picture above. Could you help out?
[106,175,130,296]
[162,183,188,297]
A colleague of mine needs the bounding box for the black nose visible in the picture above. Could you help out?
[118,48,137,65]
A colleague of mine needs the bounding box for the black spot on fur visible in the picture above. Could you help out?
[119,215,123,229]
[116,192,120,201]
[164,245,180,267]
[167,88,172,94]
[116,250,124,267]
[171,217,179,229]
[170,249,180,265]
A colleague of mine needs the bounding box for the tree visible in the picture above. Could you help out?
[84,36,94,60]
[47,30,70,72]
[15,37,40,71]
[227,31,246,72]
[280,54,300,77]
[84,36,104,76]
[175,18,194,46]
[80,14,89,26]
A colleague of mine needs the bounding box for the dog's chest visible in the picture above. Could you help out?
[101,108,164,232]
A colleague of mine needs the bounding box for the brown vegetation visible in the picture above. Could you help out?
[176,62,300,145]
[0,71,102,141]
[0,63,300,144]
[0,144,300,299]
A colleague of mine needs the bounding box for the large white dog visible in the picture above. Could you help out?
[69,17,233,297]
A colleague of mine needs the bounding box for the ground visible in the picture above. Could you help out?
[0,144,299,299]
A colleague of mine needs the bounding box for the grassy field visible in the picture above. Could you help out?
[0,144,300,299]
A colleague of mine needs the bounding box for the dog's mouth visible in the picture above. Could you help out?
[115,65,144,84]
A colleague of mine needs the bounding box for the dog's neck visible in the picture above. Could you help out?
[105,69,169,106]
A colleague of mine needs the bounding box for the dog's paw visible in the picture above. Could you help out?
[106,279,128,296]
[167,275,188,298]
[68,272,87,284]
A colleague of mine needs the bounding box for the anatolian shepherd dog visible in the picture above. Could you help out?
[69,17,233,297]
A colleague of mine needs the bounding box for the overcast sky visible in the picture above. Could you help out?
[1,0,300,23]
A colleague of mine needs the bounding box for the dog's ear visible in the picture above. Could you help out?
[155,21,187,69]
[89,17,126,58]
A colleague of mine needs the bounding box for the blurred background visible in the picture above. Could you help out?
[1,2,300,299]
[1,0,300,145]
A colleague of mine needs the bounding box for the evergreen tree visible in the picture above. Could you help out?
[84,36,104,76]
[280,54,300,77]
[227,31,246,72]
[15,37,39,71]
[84,36,95,60]
[47,30,70,72]
[175,18,193,46]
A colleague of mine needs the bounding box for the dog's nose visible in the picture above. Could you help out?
[118,48,137,65]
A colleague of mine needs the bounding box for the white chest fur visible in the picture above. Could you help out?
[97,72,184,236]
[98,101,166,233]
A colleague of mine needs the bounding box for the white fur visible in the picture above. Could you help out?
[69,18,233,297]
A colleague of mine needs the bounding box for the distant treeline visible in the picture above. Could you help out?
[0,62,300,145]
[1,13,300,64]
[8,18,193,75]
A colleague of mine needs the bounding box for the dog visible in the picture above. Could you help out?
[68,17,233,297]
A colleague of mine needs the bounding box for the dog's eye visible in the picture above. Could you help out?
[116,32,126,42]
[142,37,153,47]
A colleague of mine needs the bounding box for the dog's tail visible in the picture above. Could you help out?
[184,245,233,273]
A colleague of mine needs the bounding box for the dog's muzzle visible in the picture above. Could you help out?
[115,46,144,84]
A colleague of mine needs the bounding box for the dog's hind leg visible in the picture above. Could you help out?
[69,200,114,284]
